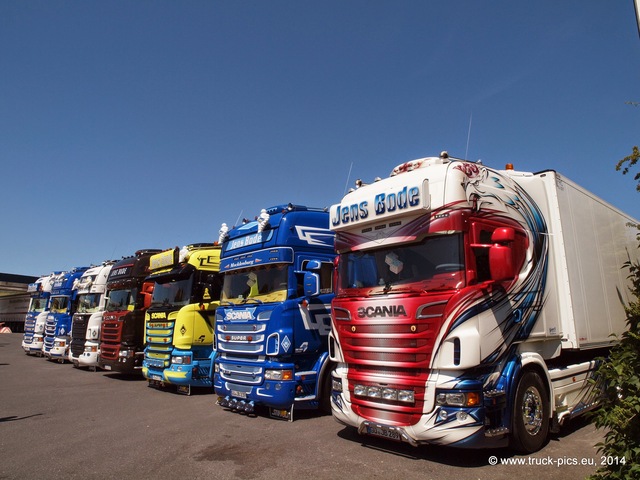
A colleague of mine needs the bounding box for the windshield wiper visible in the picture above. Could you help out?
[242,298,263,304]
[369,283,419,296]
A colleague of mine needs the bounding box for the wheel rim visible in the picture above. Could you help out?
[521,386,543,436]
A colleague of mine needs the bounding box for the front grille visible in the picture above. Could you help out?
[216,322,266,355]
[335,297,448,422]
[24,317,36,332]
[101,323,122,343]
[100,344,120,361]
[355,404,423,426]
[70,315,89,358]
[349,337,429,349]
[353,365,422,378]
[350,350,429,365]
[144,319,174,372]
[219,361,263,385]
[44,318,56,337]
[216,339,265,355]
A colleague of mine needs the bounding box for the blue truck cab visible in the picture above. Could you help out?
[43,267,90,362]
[214,204,335,420]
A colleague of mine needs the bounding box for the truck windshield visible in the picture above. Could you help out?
[221,264,288,304]
[106,288,136,312]
[50,296,69,313]
[28,297,47,313]
[76,293,102,314]
[151,276,193,308]
[338,233,465,294]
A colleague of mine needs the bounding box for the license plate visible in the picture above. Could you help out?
[103,365,111,371]
[366,424,402,442]
[151,374,162,381]
[270,408,291,420]
[231,390,247,399]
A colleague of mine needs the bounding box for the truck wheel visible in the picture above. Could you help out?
[511,370,549,453]
[320,363,335,414]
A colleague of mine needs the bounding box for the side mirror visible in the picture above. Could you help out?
[141,282,154,309]
[304,260,322,271]
[303,272,320,297]
[489,227,516,281]
[141,292,152,310]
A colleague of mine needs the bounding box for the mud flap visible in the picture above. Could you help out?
[176,385,191,396]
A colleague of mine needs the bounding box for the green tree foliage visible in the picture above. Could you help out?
[615,102,640,193]
[588,156,640,479]
[615,146,640,192]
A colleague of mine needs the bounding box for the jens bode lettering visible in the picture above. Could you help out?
[332,185,421,227]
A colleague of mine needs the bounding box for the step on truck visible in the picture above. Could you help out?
[43,267,90,363]
[99,250,160,374]
[142,244,223,395]
[22,273,56,356]
[328,152,640,452]
[69,261,115,370]
[214,204,336,420]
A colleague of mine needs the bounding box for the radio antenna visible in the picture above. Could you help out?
[465,112,473,160]
[234,210,244,226]
[343,162,354,195]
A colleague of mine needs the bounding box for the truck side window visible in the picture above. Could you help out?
[298,261,334,296]
[474,229,493,282]
[208,273,223,302]
[318,262,334,294]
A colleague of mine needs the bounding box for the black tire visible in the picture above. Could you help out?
[511,370,550,453]
[320,362,335,414]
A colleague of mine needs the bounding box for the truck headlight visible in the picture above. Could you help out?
[332,378,343,393]
[397,390,415,403]
[264,369,293,381]
[172,355,191,365]
[436,391,481,407]
[354,384,367,396]
[382,388,398,400]
[353,384,415,403]
[54,340,66,348]
[367,386,382,398]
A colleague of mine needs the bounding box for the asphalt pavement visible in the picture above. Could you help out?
[0,333,606,480]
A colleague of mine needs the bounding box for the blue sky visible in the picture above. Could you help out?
[1,1,639,277]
